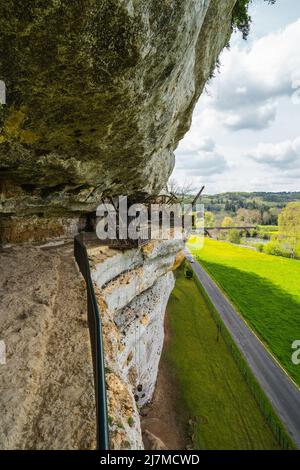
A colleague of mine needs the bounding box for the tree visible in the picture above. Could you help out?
[227,229,241,245]
[225,201,231,212]
[204,211,215,227]
[236,208,262,224]
[269,207,280,225]
[262,210,271,225]
[278,202,300,258]
[167,178,196,204]
[232,1,276,40]
[222,216,234,227]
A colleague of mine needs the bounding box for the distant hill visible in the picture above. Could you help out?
[198,192,300,225]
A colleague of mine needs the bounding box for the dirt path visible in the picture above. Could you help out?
[141,311,188,450]
[0,242,96,449]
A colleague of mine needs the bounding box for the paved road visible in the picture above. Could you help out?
[185,250,300,449]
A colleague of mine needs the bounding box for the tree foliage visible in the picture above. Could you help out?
[227,229,241,245]
[232,0,276,40]
[204,211,215,227]
[278,202,300,257]
[222,216,234,228]
[237,208,262,225]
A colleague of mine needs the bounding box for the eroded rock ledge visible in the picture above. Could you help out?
[88,238,184,450]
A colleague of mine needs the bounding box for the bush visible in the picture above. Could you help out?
[231,0,252,39]
[227,229,241,245]
[185,269,193,279]
[263,241,292,258]
[256,243,264,253]
[216,231,226,241]
[257,230,270,240]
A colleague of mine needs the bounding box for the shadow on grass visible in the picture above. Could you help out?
[197,259,300,387]
[166,267,281,450]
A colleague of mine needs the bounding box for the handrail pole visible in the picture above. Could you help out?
[74,234,109,450]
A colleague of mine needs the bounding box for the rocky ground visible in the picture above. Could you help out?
[0,241,96,449]
[0,236,184,450]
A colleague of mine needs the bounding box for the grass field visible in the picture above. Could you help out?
[188,238,300,387]
[166,267,280,450]
[257,225,278,235]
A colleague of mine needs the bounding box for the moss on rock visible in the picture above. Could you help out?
[0,0,237,219]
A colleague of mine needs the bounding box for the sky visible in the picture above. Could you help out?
[173,0,300,195]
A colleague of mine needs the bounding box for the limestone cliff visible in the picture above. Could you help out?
[0,0,239,451]
[0,0,236,231]
[88,238,184,450]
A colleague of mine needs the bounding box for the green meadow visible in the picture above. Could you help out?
[166,267,280,449]
[188,238,300,387]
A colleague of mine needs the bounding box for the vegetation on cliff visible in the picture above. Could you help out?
[232,0,276,39]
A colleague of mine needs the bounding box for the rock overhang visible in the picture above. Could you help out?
[0,0,237,222]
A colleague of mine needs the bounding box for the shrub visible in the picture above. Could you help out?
[217,231,226,241]
[185,269,193,280]
[263,241,292,258]
[257,229,271,240]
[232,0,252,39]
[256,243,264,253]
[227,229,241,245]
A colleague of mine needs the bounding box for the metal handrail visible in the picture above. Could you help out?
[74,234,109,450]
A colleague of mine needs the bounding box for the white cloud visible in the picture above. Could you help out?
[247,136,300,170]
[177,153,228,176]
[197,137,215,152]
[224,101,277,130]
[209,18,300,131]
[176,137,228,177]
[173,13,300,192]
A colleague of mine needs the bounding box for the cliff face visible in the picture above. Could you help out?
[0,0,236,229]
[88,239,184,450]
[0,0,238,451]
